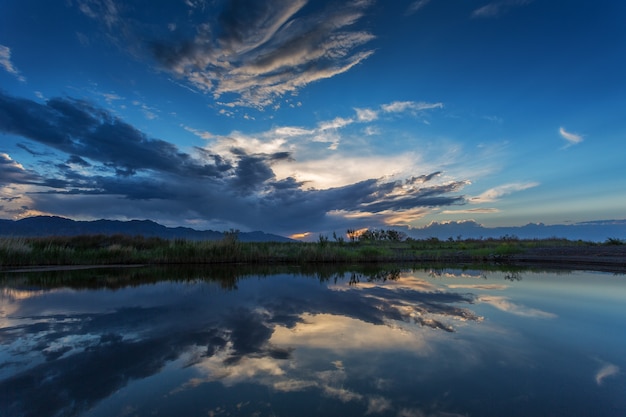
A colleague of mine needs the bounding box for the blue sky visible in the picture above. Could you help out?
[1,0,625,239]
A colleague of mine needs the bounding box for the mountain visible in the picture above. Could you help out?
[405,220,626,242]
[0,216,293,242]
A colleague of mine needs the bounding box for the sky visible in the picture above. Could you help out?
[1,0,625,239]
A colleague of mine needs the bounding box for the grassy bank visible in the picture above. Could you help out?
[1,234,619,268]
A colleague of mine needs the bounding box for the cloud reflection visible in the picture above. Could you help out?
[0,269,487,417]
[478,295,556,318]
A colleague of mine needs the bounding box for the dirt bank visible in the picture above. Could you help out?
[510,245,626,273]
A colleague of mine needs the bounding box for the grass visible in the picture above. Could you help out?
[0,234,615,268]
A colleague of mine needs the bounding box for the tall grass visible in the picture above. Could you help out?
[0,234,605,268]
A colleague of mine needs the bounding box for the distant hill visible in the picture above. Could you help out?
[406,220,626,242]
[0,216,293,242]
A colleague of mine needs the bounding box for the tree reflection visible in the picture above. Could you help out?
[504,271,523,281]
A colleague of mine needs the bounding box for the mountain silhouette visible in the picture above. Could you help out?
[0,216,293,242]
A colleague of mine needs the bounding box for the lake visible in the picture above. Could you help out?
[1,265,625,417]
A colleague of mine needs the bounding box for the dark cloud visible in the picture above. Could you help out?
[67,155,91,167]
[358,181,468,212]
[230,151,292,195]
[16,143,49,157]
[1,91,469,234]
[0,92,230,179]
[0,153,43,186]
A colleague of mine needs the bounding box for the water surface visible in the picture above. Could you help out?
[1,266,625,416]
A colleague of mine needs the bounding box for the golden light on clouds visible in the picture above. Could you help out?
[270,313,430,353]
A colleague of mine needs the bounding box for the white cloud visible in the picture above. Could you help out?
[78,0,119,28]
[478,295,556,318]
[130,99,159,120]
[182,125,214,140]
[271,313,430,352]
[365,396,393,415]
[448,284,508,290]
[559,127,583,145]
[355,107,379,122]
[364,126,380,136]
[272,126,314,137]
[472,0,532,19]
[206,128,292,158]
[442,208,500,214]
[595,362,619,386]
[98,92,124,104]
[318,116,354,131]
[406,0,432,16]
[470,182,539,203]
[197,102,450,190]
[0,45,25,82]
[381,101,443,114]
[272,153,420,190]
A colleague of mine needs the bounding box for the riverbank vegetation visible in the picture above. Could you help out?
[1,229,623,268]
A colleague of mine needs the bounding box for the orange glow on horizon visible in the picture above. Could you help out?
[289,232,312,240]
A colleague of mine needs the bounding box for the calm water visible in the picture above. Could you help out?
[1,266,625,417]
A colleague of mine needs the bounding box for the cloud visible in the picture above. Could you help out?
[355,107,378,122]
[0,267,496,416]
[0,91,469,234]
[595,362,619,386]
[559,127,583,146]
[442,208,500,214]
[0,92,229,178]
[78,0,376,108]
[353,100,443,125]
[470,182,538,203]
[448,284,508,290]
[0,153,41,185]
[472,0,532,18]
[478,295,556,318]
[318,116,354,131]
[0,44,26,82]
[381,101,443,114]
[406,0,432,16]
[76,0,120,28]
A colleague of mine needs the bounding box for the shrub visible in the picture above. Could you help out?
[604,237,624,246]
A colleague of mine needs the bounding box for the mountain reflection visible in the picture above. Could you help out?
[1,266,624,417]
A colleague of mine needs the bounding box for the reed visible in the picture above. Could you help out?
[0,234,604,268]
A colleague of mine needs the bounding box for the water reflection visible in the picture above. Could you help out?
[1,265,625,417]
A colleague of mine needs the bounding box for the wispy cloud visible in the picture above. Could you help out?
[76,0,120,28]
[203,99,444,159]
[595,361,619,386]
[472,0,532,19]
[478,295,556,318]
[448,284,508,290]
[442,208,500,214]
[470,182,539,203]
[381,101,443,114]
[0,44,26,82]
[352,100,443,126]
[78,0,376,108]
[405,0,432,16]
[559,127,584,146]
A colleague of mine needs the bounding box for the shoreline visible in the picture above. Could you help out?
[2,245,625,274]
